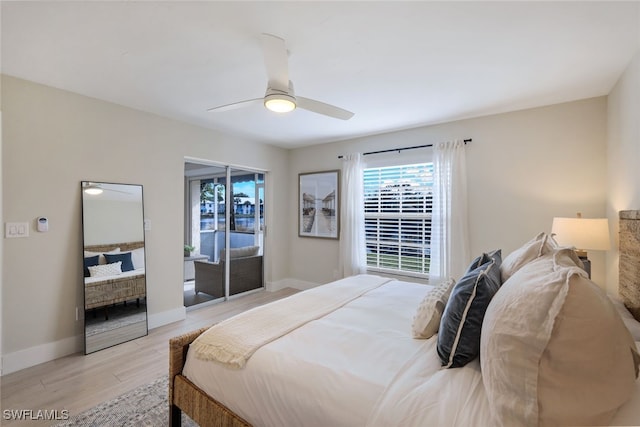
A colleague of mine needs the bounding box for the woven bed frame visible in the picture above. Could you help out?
[169,327,250,427]
[168,211,640,426]
[84,241,145,253]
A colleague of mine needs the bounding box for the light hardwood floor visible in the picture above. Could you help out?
[1,288,298,427]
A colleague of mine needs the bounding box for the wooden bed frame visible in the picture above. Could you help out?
[168,211,640,426]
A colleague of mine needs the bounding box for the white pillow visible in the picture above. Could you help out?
[129,247,145,270]
[500,232,556,282]
[84,247,121,265]
[481,249,639,427]
[609,294,640,341]
[88,261,122,277]
[411,278,456,339]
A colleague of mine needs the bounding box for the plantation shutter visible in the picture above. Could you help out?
[364,163,433,277]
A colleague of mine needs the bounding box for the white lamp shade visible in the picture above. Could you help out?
[551,217,611,251]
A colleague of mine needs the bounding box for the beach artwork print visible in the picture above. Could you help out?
[299,170,340,239]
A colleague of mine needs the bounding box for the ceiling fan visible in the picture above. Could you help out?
[208,34,354,120]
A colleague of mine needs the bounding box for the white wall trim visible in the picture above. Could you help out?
[2,307,187,376]
[2,335,83,375]
[266,278,321,292]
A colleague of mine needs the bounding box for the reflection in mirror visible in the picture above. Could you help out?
[81,181,147,354]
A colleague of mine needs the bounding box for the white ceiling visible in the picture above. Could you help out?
[2,1,639,149]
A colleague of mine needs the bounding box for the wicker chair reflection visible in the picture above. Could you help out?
[194,255,263,298]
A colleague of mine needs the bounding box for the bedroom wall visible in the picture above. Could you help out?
[1,75,290,374]
[288,97,608,288]
[606,49,640,296]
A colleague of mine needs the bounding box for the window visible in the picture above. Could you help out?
[200,178,225,231]
[364,163,433,277]
[199,174,264,233]
[189,170,265,265]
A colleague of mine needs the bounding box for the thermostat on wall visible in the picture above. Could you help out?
[37,217,49,232]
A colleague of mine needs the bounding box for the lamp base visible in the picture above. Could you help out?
[578,256,591,279]
[575,249,588,258]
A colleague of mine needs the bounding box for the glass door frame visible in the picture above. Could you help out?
[184,158,267,302]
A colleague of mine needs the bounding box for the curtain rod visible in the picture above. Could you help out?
[338,138,472,159]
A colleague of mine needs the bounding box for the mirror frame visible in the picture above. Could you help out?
[81,181,148,354]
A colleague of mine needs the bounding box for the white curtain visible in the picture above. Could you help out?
[339,153,366,277]
[429,140,470,282]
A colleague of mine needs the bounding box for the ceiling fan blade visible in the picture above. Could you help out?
[261,33,289,92]
[207,98,263,113]
[297,97,355,120]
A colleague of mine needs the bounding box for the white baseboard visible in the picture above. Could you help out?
[2,307,187,376]
[266,278,321,292]
[2,335,83,376]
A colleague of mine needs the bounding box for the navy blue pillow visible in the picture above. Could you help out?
[83,255,100,277]
[437,249,502,368]
[104,252,134,272]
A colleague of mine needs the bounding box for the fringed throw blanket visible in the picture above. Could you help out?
[192,274,392,368]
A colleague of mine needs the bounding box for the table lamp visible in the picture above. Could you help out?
[551,213,610,278]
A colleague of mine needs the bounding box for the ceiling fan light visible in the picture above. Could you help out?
[84,184,103,195]
[264,94,296,113]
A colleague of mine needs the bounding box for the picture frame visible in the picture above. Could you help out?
[298,170,340,239]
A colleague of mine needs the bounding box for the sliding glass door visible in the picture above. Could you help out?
[185,162,265,306]
[226,169,264,296]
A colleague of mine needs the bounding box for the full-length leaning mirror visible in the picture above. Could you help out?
[81,181,148,354]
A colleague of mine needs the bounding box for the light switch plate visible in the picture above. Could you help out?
[5,222,29,238]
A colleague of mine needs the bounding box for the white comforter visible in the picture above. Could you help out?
[183,277,640,427]
[191,274,392,368]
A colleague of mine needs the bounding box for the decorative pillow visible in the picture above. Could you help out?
[500,232,556,282]
[481,250,640,427]
[437,249,502,368]
[220,245,260,260]
[130,247,145,270]
[88,261,122,277]
[411,278,456,339]
[551,246,583,269]
[84,247,120,265]
[609,295,640,341]
[104,252,134,272]
[83,255,100,277]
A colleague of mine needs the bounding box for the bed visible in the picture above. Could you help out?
[84,241,146,311]
[169,212,640,427]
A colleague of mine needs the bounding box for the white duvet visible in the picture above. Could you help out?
[191,275,392,368]
[183,278,640,427]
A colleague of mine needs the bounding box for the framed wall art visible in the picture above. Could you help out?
[298,170,340,239]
